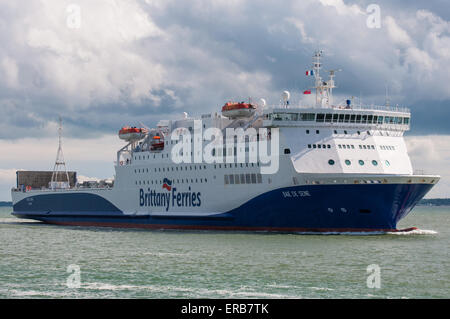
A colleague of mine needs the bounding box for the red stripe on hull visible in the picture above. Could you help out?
[45,220,401,233]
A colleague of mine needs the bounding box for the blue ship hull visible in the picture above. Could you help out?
[12,182,433,232]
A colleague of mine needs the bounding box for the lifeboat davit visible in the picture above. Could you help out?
[221,102,256,119]
[118,126,148,142]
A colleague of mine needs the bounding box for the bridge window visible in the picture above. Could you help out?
[300,113,315,121]
[350,115,356,123]
[361,115,367,123]
[344,115,350,123]
[355,115,361,123]
[316,113,325,122]
[325,114,332,122]
[332,114,339,122]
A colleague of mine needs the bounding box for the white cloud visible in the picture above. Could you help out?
[3,0,165,108]
[405,135,450,198]
[1,57,19,88]
[385,16,413,46]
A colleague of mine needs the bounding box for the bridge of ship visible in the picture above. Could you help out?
[262,106,410,131]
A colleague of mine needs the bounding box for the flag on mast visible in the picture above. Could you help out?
[303,90,311,94]
[305,70,314,76]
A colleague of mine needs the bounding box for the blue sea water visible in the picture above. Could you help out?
[0,206,448,298]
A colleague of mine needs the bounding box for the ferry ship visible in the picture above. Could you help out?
[11,51,440,232]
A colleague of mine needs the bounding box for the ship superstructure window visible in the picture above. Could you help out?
[345,160,351,165]
[316,114,325,122]
[225,173,262,185]
[284,148,291,154]
[300,113,316,121]
[358,160,365,166]
[372,160,378,166]
[328,159,335,165]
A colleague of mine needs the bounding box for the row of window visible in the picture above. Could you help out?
[306,129,374,136]
[135,153,170,160]
[380,145,396,150]
[337,144,376,150]
[270,112,410,125]
[224,173,263,185]
[134,162,261,174]
[135,178,208,186]
[308,144,332,149]
[328,159,390,167]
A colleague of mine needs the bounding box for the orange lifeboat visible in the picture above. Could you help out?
[150,135,164,150]
[221,101,256,118]
[118,126,148,142]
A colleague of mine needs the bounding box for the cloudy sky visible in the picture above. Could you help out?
[1,0,449,200]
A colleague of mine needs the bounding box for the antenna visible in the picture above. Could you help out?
[312,50,323,107]
[50,116,70,190]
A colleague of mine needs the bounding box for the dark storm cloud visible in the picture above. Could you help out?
[0,0,449,138]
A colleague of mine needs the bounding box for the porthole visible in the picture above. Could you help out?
[358,160,364,166]
[385,160,390,167]
[372,160,378,166]
[328,159,335,165]
[345,159,351,166]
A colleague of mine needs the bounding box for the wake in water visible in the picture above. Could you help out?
[387,228,438,235]
[294,228,438,236]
